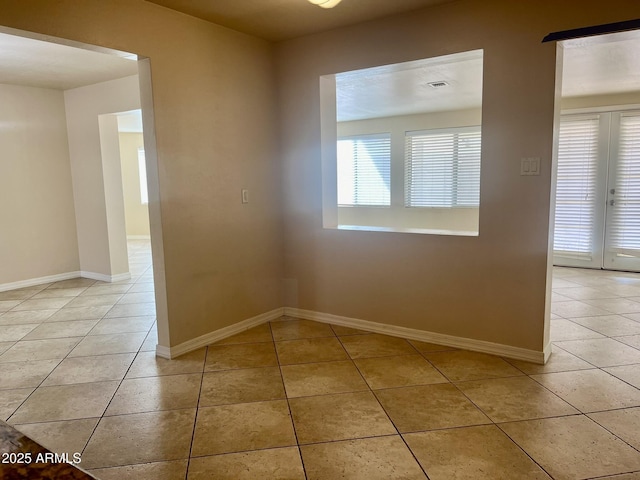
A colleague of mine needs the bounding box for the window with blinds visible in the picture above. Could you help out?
[554,116,600,257]
[337,133,391,206]
[608,113,640,254]
[405,127,481,208]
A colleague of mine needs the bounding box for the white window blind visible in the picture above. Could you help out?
[608,113,640,255]
[337,133,391,206]
[554,116,599,256]
[405,127,481,207]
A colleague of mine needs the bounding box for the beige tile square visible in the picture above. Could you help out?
[276,337,348,365]
[0,288,42,301]
[187,448,304,480]
[405,425,551,480]
[375,383,490,433]
[12,297,72,311]
[330,324,372,336]
[212,323,274,345]
[199,367,285,406]
[42,353,135,386]
[48,278,96,289]
[500,415,640,480]
[554,338,640,367]
[289,391,396,444]
[551,300,612,317]
[456,376,578,422]
[0,341,15,355]
[0,359,60,389]
[589,407,640,450]
[31,287,87,299]
[80,284,133,296]
[82,409,195,469]
[126,349,206,378]
[0,388,34,421]
[300,436,426,480]
[106,373,202,415]
[45,306,111,322]
[141,328,158,352]
[127,282,155,293]
[0,337,80,363]
[105,302,156,318]
[583,297,640,314]
[89,316,155,335]
[339,334,417,359]
[192,401,296,456]
[570,315,640,336]
[531,369,640,413]
[616,334,640,349]
[550,319,605,341]
[0,300,21,312]
[505,344,593,374]
[9,381,119,423]
[0,309,58,325]
[15,418,99,455]
[553,286,618,300]
[205,342,278,371]
[64,294,122,308]
[409,339,457,353]
[423,350,523,382]
[0,323,38,342]
[21,319,99,340]
[69,332,147,357]
[604,364,640,389]
[117,292,156,304]
[270,319,334,341]
[582,474,640,480]
[354,354,447,389]
[281,360,369,398]
[90,460,188,480]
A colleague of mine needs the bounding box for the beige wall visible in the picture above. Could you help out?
[0,0,283,347]
[561,92,640,110]
[275,0,638,353]
[64,75,140,280]
[119,132,150,237]
[0,83,80,286]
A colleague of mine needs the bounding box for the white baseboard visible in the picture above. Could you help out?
[0,271,82,292]
[80,271,131,283]
[155,307,285,359]
[127,235,151,240]
[153,306,545,365]
[285,307,546,364]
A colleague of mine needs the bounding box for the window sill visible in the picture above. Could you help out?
[332,224,479,236]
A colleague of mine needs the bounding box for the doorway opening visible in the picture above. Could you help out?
[553,29,640,272]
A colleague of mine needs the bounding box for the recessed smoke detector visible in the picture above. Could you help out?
[427,81,449,88]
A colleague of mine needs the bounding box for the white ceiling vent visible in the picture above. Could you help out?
[427,81,449,88]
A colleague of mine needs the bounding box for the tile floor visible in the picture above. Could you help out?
[2,246,640,479]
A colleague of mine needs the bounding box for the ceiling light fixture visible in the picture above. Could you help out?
[309,0,342,8]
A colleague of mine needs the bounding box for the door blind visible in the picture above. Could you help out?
[608,113,640,256]
[337,133,391,206]
[554,116,600,257]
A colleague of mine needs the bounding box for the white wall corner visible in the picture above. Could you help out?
[284,307,546,365]
[158,308,285,359]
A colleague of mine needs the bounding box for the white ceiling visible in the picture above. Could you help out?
[0,30,138,91]
[336,50,484,122]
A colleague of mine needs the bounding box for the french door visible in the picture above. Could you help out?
[553,110,640,271]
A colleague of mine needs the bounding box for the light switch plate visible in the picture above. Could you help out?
[521,157,540,176]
